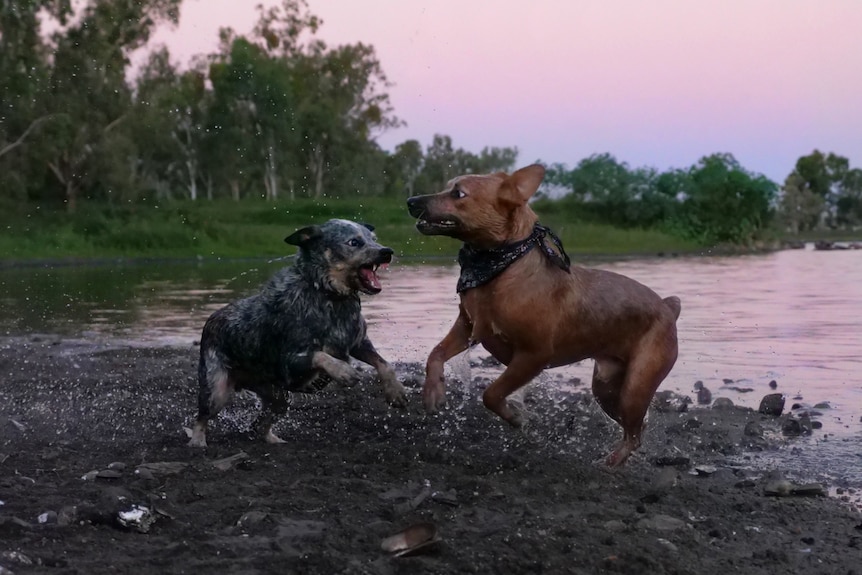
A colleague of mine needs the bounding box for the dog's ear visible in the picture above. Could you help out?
[504,164,546,204]
[360,222,375,232]
[285,225,322,247]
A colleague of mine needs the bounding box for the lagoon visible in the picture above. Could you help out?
[2,245,860,486]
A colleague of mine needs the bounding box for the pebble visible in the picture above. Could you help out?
[603,520,627,532]
[758,393,785,416]
[637,514,687,532]
[692,465,717,477]
[37,510,57,524]
[237,511,268,528]
[711,398,735,410]
[744,420,764,437]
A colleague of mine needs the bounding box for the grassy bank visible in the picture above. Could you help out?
[0,197,700,262]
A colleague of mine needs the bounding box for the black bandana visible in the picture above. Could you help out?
[456,223,571,293]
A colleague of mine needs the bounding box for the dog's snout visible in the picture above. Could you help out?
[379,247,394,263]
[407,196,424,218]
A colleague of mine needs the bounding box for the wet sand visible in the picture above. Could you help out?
[1,340,860,574]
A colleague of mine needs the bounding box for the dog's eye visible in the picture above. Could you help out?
[450,186,466,199]
[347,238,364,247]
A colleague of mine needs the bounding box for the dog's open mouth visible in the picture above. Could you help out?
[357,263,387,294]
[416,217,459,235]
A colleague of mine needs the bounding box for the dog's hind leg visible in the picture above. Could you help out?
[605,330,678,467]
[189,348,235,448]
[591,358,626,425]
[481,352,548,428]
[423,307,473,412]
[251,386,289,444]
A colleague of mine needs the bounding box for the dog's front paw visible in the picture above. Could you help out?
[382,377,408,408]
[328,360,360,383]
[422,380,447,413]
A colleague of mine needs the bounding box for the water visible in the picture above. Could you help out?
[1,247,861,487]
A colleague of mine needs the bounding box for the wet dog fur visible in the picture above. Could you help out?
[188,219,407,448]
[406,164,681,466]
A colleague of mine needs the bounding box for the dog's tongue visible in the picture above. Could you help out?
[360,267,382,291]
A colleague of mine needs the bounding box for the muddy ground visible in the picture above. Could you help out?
[1,339,860,575]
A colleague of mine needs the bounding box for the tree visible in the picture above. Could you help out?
[679,153,777,244]
[778,171,825,234]
[794,150,850,227]
[384,139,424,196]
[836,168,862,226]
[0,0,72,201]
[41,0,181,211]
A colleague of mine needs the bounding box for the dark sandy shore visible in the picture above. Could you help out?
[1,339,860,575]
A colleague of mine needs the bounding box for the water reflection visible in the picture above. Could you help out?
[2,248,860,443]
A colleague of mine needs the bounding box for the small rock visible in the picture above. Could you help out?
[58,505,79,526]
[431,489,459,506]
[116,505,157,533]
[96,469,123,480]
[683,418,703,430]
[107,462,126,472]
[37,510,57,524]
[693,381,712,405]
[135,467,155,481]
[782,415,812,436]
[764,479,793,496]
[692,465,717,477]
[656,538,679,553]
[237,511,268,528]
[744,420,764,437]
[791,483,826,497]
[653,455,690,468]
[603,520,627,532]
[211,451,249,472]
[712,398,735,410]
[81,470,100,481]
[136,461,188,477]
[758,393,785,416]
[768,380,778,389]
[764,480,825,497]
[1,551,33,565]
[812,402,830,410]
[637,514,687,532]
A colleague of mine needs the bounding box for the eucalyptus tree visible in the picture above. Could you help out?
[778,171,824,234]
[680,153,776,244]
[293,41,401,198]
[836,168,862,227]
[131,47,191,200]
[0,0,72,200]
[384,139,424,196]
[794,150,850,226]
[41,0,181,211]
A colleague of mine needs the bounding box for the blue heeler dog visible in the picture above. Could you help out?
[188,219,408,447]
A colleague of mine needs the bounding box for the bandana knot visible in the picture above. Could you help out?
[456,223,571,294]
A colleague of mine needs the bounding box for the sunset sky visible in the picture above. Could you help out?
[147,0,862,183]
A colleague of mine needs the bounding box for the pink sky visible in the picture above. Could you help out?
[146,0,862,183]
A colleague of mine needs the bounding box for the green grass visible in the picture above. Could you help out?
[0,197,700,263]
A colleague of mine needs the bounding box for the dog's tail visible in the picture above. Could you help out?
[663,296,682,321]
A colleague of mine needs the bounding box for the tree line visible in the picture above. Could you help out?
[0,0,518,211]
[541,150,862,245]
[1,0,859,246]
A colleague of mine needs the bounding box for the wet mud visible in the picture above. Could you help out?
[1,340,860,574]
